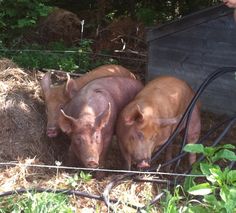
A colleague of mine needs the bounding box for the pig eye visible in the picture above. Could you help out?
[130,131,144,142]
[75,136,83,144]
[59,104,63,109]
[129,135,135,142]
[94,132,99,139]
[137,131,144,140]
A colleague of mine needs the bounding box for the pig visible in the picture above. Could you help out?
[116,76,201,170]
[58,76,143,168]
[40,64,136,138]
[223,0,236,21]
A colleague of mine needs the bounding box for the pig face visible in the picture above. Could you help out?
[42,86,67,137]
[58,103,111,168]
[118,104,180,170]
[40,72,77,138]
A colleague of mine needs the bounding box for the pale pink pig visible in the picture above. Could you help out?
[58,76,143,168]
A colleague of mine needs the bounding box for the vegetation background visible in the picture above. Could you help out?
[0,0,222,75]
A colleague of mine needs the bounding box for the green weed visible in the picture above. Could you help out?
[66,171,93,188]
[159,144,236,213]
[0,191,74,213]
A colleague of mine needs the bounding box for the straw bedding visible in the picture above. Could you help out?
[0,59,67,164]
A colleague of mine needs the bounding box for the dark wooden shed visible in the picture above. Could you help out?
[147,4,236,115]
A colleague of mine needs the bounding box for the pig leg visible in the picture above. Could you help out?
[187,105,201,165]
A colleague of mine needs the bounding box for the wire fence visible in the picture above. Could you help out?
[0,48,147,63]
[0,162,206,177]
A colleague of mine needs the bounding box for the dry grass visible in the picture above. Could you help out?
[0,66,55,163]
[0,60,69,164]
[0,58,18,71]
[0,159,161,212]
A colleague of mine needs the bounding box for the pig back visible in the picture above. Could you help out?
[74,65,136,91]
[97,76,143,112]
[78,76,144,113]
[134,76,196,117]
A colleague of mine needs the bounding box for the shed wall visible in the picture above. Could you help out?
[147,14,236,115]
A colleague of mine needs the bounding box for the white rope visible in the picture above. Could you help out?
[0,162,205,177]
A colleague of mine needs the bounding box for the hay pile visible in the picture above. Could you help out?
[0,63,57,163]
[37,8,81,45]
[0,58,18,71]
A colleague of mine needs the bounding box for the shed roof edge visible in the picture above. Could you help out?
[146,4,233,42]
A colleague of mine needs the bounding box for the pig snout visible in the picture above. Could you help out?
[137,159,151,169]
[46,126,59,138]
[85,157,99,168]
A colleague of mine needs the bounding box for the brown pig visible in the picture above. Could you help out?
[116,76,201,170]
[58,76,143,168]
[40,64,136,138]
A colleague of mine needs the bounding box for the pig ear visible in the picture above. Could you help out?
[124,104,144,126]
[58,109,76,135]
[64,74,78,99]
[40,72,52,94]
[95,102,111,130]
[154,115,182,127]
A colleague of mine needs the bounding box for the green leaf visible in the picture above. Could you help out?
[200,163,221,184]
[183,165,200,191]
[73,173,79,181]
[203,194,225,212]
[185,205,210,213]
[208,167,224,186]
[79,171,92,182]
[184,144,204,154]
[203,194,218,204]
[227,170,236,184]
[183,176,196,192]
[222,144,235,149]
[200,162,212,175]
[209,167,223,178]
[17,18,36,28]
[188,183,213,196]
[228,187,236,199]
[220,186,228,202]
[212,149,236,162]
[203,147,216,156]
